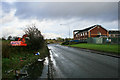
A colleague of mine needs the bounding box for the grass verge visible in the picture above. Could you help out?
[69,43,119,54]
[2,40,49,79]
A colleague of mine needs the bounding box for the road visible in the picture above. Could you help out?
[48,44,119,78]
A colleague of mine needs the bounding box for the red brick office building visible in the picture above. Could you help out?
[73,25,109,40]
[108,30,120,38]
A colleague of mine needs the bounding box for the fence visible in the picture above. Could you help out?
[87,37,120,44]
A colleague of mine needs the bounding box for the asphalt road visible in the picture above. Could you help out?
[48,44,119,78]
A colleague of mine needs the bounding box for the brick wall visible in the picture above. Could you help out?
[90,26,108,37]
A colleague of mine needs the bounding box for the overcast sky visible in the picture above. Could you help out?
[0,0,119,39]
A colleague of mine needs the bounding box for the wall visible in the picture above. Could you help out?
[87,37,120,44]
[90,26,108,37]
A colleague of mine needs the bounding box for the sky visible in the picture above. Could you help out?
[0,0,119,39]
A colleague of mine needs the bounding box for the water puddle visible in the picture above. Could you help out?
[50,50,57,68]
[38,57,49,79]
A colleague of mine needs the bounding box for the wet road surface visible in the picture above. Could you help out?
[48,44,119,78]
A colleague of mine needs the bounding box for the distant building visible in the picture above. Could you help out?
[108,30,120,38]
[73,25,109,40]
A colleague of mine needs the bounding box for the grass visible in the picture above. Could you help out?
[2,54,40,78]
[69,43,119,54]
[2,40,49,79]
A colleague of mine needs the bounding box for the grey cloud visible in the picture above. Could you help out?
[13,2,118,22]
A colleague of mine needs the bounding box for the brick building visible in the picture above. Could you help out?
[108,30,120,38]
[73,25,109,40]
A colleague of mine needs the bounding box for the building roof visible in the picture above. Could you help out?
[78,25,95,33]
[73,30,80,32]
[73,25,95,32]
[74,24,105,33]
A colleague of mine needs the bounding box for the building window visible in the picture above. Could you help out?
[98,32,101,35]
[83,33,84,36]
[109,34,111,37]
[81,34,82,36]
[76,35,77,37]
[79,33,81,36]
[113,34,115,37]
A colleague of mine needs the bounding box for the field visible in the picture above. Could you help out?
[69,43,119,54]
[2,40,49,79]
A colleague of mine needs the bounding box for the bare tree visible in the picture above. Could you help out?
[2,37,6,40]
[7,35,12,40]
[24,24,45,50]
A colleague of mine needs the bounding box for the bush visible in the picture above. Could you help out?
[62,40,87,45]
[24,24,45,50]
[61,41,68,45]
[2,40,11,58]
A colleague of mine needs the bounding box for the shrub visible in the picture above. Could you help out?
[2,40,10,58]
[24,24,45,50]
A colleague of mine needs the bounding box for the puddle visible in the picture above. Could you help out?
[50,50,57,68]
[39,57,49,79]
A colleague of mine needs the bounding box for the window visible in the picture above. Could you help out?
[76,35,77,37]
[83,33,84,36]
[98,32,101,35]
[79,33,81,36]
[113,34,115,37]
